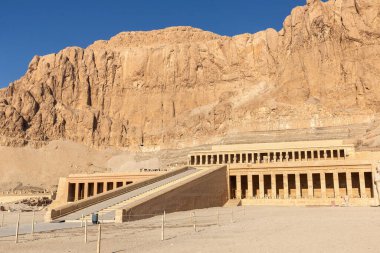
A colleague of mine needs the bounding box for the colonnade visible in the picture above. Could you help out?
[230,170,374,200]
[189,148,346,166]
[67,180,134,202]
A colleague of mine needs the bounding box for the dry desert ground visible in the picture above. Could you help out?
[1,205,380,253]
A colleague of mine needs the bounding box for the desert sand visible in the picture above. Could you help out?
[1,206,379,253]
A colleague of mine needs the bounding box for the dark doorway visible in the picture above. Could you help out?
[67,183,76,202]
[97,182,104,194]
[229,176,237,199]
[241,175,248,199]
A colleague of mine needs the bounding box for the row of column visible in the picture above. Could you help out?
[190,148,346,166]
[69,180,133,202]
[233,171,371,200]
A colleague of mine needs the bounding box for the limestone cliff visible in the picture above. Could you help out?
[1,0,380,150]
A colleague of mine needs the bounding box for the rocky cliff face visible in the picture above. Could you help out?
[1,0,380,150]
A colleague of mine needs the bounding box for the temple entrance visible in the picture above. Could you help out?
[252,175,260,197]
[78,183,85,200]
[312,174,321,198]
[88,183,94,197]
[351,173,360,197]
[241,175,248,199]
[338,173,347,196]
[288,174,296,198]
[276,175,284,198]
[300,174,308,198]
[67,183,76,202]
[325,173,334,198]
[97,182,104,194]
[264,175,272,198]
[229,176,236,199]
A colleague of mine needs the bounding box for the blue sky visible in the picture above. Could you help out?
[0,0,306,88]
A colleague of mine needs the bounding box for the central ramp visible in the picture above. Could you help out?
[49,167,200,222]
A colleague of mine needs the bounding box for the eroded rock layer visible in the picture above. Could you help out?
[1,0,380,149]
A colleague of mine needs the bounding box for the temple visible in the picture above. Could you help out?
[188,140,379,206]
[49,140,380,223]
[52,171,162,207]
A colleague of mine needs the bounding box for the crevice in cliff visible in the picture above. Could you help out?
[86,77,92,106]
[353,0,361,15]
[172,101,176,118]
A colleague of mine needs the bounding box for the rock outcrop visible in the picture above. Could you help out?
[1,0,380,149]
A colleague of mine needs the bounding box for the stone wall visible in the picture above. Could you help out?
[116,166,228,222]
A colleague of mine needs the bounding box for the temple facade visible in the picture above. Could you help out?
[52,172,162,207]
[188,140,380,206]
[53,140,380,209]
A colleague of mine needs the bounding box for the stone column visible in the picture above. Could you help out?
[359,171,366,198]
[94,182,98,195]
[295,173,301,199]
[74,183,79,201]
[346,172,353,197]
[283,173,289,199]
[333,172,340,198]
[247,174,253,198]
[236,175,242,199]
[259,174,264,199]
[321,173,327,198]
[271,174,277,199]
[84,183,89,199]
[308,173,313,198]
